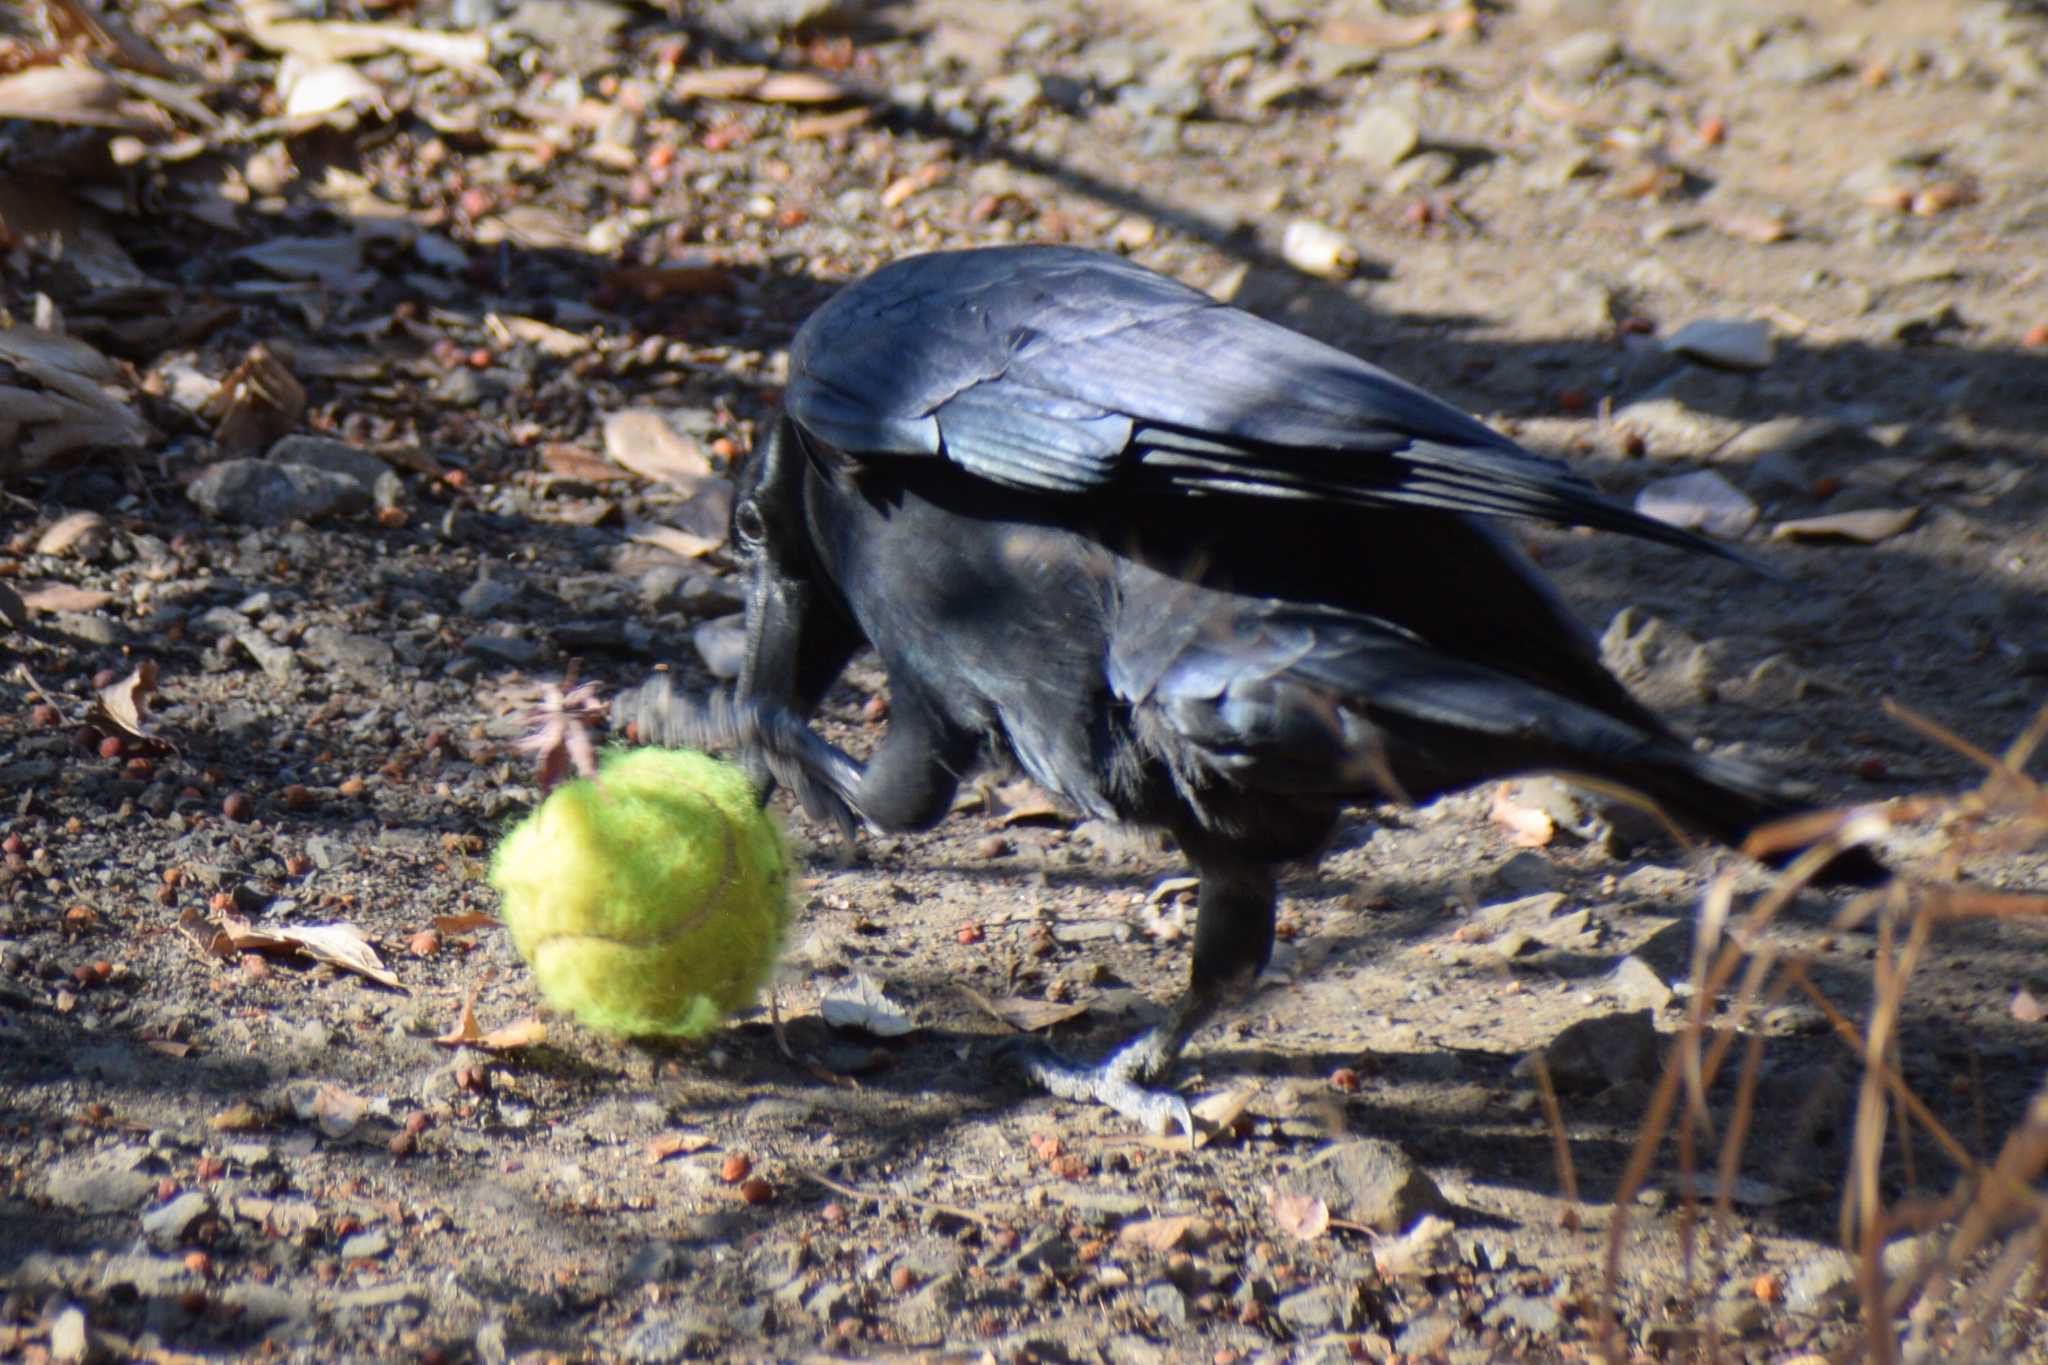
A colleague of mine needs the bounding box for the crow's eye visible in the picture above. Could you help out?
[733,501,767,546]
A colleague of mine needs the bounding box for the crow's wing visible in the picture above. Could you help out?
[1108,587,1803,844]
[786,246,1725,555]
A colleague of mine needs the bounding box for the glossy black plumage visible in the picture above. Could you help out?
[625,246,1874,1134]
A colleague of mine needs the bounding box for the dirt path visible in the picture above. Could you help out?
[3,0,2047,1360]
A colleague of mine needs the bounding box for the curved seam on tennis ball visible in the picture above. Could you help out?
[543,771,747,950]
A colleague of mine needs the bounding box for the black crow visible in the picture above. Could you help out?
[624,245,1879,1135]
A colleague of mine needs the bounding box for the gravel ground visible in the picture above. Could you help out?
[3,0,2048,1361]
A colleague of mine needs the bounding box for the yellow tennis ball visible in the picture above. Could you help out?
[489,747,790,1038]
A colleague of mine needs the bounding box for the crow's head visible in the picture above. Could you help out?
[729,416,863,796]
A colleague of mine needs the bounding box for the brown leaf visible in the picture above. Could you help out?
[145,1039,192,1058]
[176,906,236,961]
[1371,1213,1454,1276]
[601,409,714,485]
[627,522,722,560]
[646,1131,715,1163]
[219,915,402,989]
[86,661,158,742]
[207,345,306,454]
[291,1082,369,1138]
[1718,212,1791,244]
[1116,1214,1200,1253]
[672,66,846,103]
[209,1102,268,1131]
[1267,1189,1331,1241]
[434,984,544,1049]
[788,107,872,139]
[1771,507,1919,545]
[432,911,499,934]
[992,777,1063,826]
[966,989,1089,1033]
[1320,7,1476,49]
[18,583,114,614]
[540,444,631,484]
[0,65,163,129]
[34,511,107,556]
[1488,783,1556,848]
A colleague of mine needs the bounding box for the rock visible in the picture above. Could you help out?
[1663,318,1774,371]
[1607,955,1674,1009]
[340,1230,391,1259]
[1274,1284,1362,1331]
[1386,150,1458,193]
[1395,1312,1457,1356]
[1600,607,1717,704]
[1785,1247,1857,1313]
[43,1147,157,1213]
[899,1271,968,1324]
[1614,368,1752,458]
[1339,105,1419,169]
[1280,220,1358,279]
[1544,31,1623,82]
[619,1309,717,1362]
[1519,1010,1659,1091]
[1140,1280,1188,1328]
[1753,33,1849,87]
[141,1190,212,1247]
[268,435,395,501]
[48,1305,91,1364]
[1486,1294,1563,1335]
[187,459,370,526]
[1717,415,1848,464]
[98,1253,197,1296]
[459,574,522,618]
[462,633,547,667]
[1634,469,1759,539]
[1489,850,1563,896]
[693,612,748,679]
[303,626,396,673]
[1290,1139,1446,1233]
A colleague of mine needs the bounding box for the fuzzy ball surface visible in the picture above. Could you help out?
[490,747,790,1038]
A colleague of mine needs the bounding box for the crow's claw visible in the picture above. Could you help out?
[1001,1034,1197,1145]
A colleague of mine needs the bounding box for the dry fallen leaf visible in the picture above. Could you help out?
[540,444,631,484]
[819,973,915,1037]
[1371,1213,1454,1276]
[672,66,846,103]
[435,983,547,1050]
[432,911,499,935]
[626,520,723,560]
[964,989,1089,1033]
[1488,783,1556,848]
[646,1131,716,1163]
[1116,1214,1201,1253]
[1771,507,1919,545]
[18,583,114,614]
[602,409,714,485]
[206,913,403,989]
[1268,1188,1331,1241]
[290,1082,369,1138]
[33,510,107,556]
[0,65,163,128]
[86,661,161,744]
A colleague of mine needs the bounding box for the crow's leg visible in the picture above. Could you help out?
[1011,856,1277,1138]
